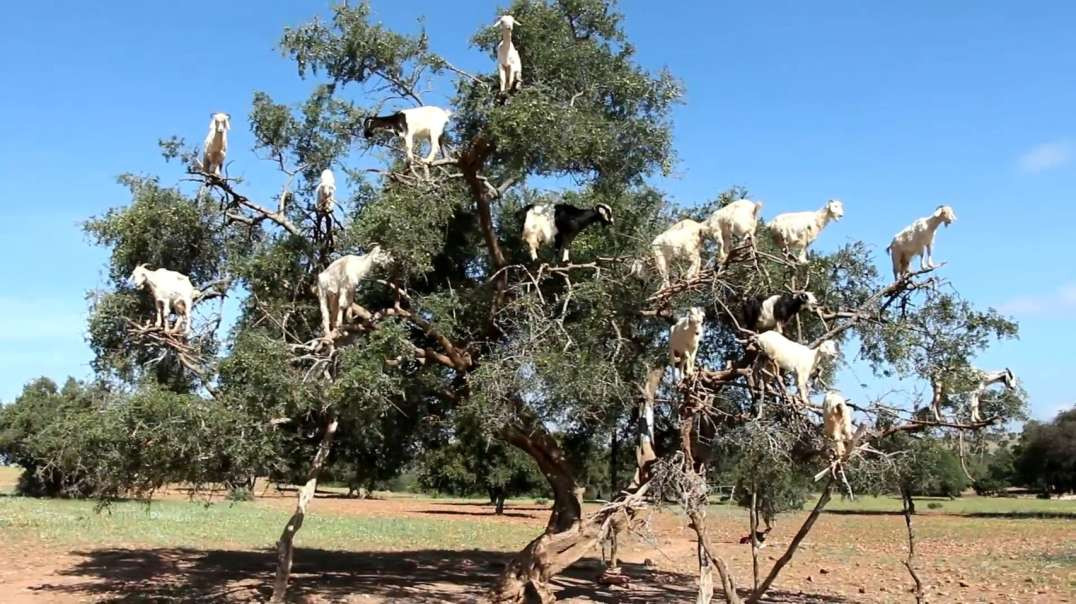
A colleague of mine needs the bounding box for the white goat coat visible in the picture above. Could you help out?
[706,199,762,262]
[968,368,1015,423]
[202,113,230,176]
[669,307,705,377]
[823,391,855,457]
[754,331,838,402]
[396,106,452,164]
[131,266,196,335]
[521,204,556,261]
[769,199,844,263]
[495,16,522,93]
[650,219,712,287]
[887,205,956,280]
[316,169,336,214]
[317,248,390,338]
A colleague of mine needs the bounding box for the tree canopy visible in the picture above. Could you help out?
[1,2,1028,602]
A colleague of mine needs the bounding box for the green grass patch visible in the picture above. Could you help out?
[821,494,1076,517]
[0,496,536,552]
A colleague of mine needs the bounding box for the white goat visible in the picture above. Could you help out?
[130,264,197,335]
[317,247,393,339]
[769,199,844,264]
[753,331,839,403]
[495,15,523,94]
[706,199,763,263]
[650,219,713,288]
[316,169,336,214]
[202,112,230,177]
[886,205,957,280]
[669,307,706,378]
[968,368,1016,423]
[363,106,452,165]
[822,391,855,457]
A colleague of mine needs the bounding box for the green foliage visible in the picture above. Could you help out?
[971,442,1017,495]
[0,378,102,496]
[1014,406,1076,495]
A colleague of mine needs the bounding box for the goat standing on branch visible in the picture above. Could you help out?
[822,391,855,457]
[363,106,452,165]
[887,205,957,280]
[769,199,844,264]
[752,331,839,404]
[315,168,336,238]
[649,219,714,288]
[968,368,1016,423]
[202,112,230,177]
[494,15,523,94]
[742,291,818,335]
[706,199,763,263]
[519,202,613,263]
[316,247,393,339]
[669,307,706,379]
[129,264,198,336]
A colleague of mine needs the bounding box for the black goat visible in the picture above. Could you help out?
[519,203,614,262]
[741,291,818,334]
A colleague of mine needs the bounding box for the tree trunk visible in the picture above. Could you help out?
[901,485,917,515]
[270,415,338,603]
[747,481,832,603]
[492,420,586,603]
[750,487,760,591]
[609,423,619,502]
[902,495,925,603]
[688,509,741,604]
[492,375,663,603]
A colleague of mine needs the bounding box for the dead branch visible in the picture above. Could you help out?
[194,169,302,236]
[747,479,834,603]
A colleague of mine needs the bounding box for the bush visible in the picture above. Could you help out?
[227,487,254,502]
[926,502,943,510]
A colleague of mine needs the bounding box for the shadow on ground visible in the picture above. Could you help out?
[28,547,689,603]
[27,547,855,603]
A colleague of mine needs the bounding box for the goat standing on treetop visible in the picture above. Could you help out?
[648,219,714,288]
[886,205,957,280]
[742,291,818,335]
[669,306,706,379]
[751,331,839,405]
[519,202,613,263]
[705,199,763,263]
[129,264,198,336]
[494,15,522,94]
[769,198,844,264]
[202,112,230,177]
[363,106,452,165]
[316,247,393,339]
[822,390,856,458]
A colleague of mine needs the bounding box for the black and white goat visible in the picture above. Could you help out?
[363,106,452,164]
[519,203,613,262]
[742,291,818,334]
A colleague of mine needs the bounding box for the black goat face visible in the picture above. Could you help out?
[595,203,614,225]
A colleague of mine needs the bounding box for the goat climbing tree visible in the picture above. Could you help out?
[67,1,1027,603]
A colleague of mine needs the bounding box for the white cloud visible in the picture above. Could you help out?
[998,282,1076,316]
[1017,140,1072,173]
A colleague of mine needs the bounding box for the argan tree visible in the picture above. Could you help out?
[27,1,1026,603]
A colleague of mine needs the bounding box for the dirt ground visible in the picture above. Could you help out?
[1,489,1073,603]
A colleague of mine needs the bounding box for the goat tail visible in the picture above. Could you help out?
[753,201,763,218]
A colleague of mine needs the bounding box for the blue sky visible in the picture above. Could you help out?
[0,1,1072,420]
